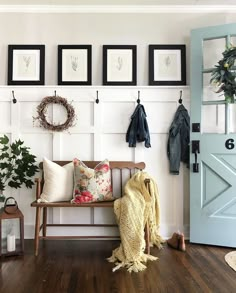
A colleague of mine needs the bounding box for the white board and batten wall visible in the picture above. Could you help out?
[0,7,235,239]
[0,85,190,239]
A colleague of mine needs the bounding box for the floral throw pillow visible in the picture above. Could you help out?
[72,159,113,204]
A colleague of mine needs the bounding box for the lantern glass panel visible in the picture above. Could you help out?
[1,218,21,255]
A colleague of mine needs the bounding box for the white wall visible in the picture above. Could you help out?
[0,11,235,239]
[1,85,190,239]
[0,12,230,86]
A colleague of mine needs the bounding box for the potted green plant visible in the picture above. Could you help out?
[0,135,39,205]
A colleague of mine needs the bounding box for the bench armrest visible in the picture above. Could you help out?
[35,178,42,200]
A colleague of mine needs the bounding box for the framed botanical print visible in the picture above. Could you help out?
[103,45,137,86]
[149,45,186,86]
[58,45,92,85]
[8,45,45,85]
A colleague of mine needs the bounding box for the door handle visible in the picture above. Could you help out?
[193,151,199,173]
[192,140,200,154]
[192,140,200,173]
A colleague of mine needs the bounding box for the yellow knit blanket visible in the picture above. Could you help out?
[107,171,164,273]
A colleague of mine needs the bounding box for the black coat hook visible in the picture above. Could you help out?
[178,90,183,104]
[12,90,17,104]
[137,91,140,104]
[96,90,99,104]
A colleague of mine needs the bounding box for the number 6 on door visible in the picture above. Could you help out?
[225,138,235,150]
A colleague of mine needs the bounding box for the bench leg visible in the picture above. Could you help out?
[34,206,42,256]
[145,222,150,255]
[42,207,47,237]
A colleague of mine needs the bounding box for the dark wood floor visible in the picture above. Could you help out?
[0,240,236,293]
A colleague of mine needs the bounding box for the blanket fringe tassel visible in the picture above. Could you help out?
[107,253,158,273]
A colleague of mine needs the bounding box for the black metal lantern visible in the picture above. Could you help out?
[0,197,24,257]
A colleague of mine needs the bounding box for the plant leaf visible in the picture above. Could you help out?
[0,135,9,145]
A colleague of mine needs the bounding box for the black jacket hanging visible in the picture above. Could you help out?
[126,104,151,148]
[167,104,190,174]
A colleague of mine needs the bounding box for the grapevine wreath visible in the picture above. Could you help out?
[34,95,76,131]
[210,45,236,103]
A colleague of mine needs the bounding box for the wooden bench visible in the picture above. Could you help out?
[31,161,150,256]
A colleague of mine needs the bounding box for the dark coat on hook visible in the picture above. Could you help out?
[167,104,190,175]
[126,104,151,148]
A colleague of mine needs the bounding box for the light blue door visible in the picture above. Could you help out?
[190,23,236,247]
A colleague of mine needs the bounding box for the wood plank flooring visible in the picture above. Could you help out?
[0,240,236,293]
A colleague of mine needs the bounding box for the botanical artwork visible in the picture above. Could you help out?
[116,56,123,71]
[149,44,186,86]
[71,56,78,72]
[107,49,133,82]
[62,49,87,82]
[8,45,45,85]
[23,56,31,72]
[17,54,36,77]
[103,45,136,85]
[58,45,91,85]
[12,50,40,81]
[154,50,181,81]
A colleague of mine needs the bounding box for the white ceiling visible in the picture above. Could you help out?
[0,0,236,5]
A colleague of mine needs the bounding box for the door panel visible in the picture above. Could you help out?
[190,23,236,247]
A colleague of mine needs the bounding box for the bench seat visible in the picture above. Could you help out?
[31,200,115,208]
[31,160,150,256]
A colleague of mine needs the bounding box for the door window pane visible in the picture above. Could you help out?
[229,104,236,133]
[202,104,225,133]
[230,36,236,47]
[203,38,226,70]
[203,72,224,102]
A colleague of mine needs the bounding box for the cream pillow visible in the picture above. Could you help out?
[38,158,74,202]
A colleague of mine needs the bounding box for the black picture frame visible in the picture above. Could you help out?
[8,44,45,85]
[58,45,92,85]
[149,45,186,86]
[103,45,137,86]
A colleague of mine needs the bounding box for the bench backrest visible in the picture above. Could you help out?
[39,161,145,198]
